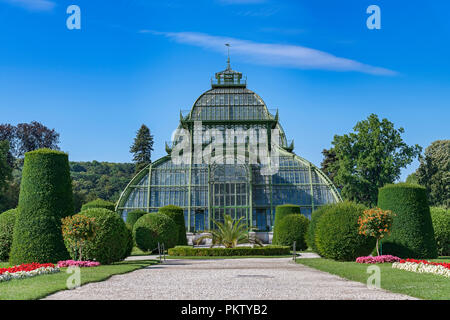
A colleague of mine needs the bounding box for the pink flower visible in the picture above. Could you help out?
[57,260,100,268]
[356,255,401,264]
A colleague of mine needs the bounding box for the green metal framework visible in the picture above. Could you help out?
[116,65,342,232]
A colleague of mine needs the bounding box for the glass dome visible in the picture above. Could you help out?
[116,65,341,232]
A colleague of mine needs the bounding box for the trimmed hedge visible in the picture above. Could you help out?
[430,207,449,256]
[133,213,178,252]
[79,208,129,264]
[315,202,375,261]
[378,183,438,259]
[126,210,147,228]
[81,198,116,212]
[10,149,73,264]
[306,205,330,252]
[122,223,134,260]
[0,209,16,261]
[273,204,301,244]
[158,205,187,245]
[168,245,291,257]
[274,214,309,250]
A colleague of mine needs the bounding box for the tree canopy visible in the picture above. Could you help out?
[0,140,12,195]
[329,114,421,207]
[416,140,449,208]
[0,121,60,159]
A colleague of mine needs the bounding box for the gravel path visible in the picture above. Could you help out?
[44,257,416,300]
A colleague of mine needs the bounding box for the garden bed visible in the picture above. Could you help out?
[297,258,450,300]
[168,245,290,257]
[0,259,158,300]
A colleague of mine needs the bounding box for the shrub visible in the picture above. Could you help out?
[273,204,301,244]
[133,213,178,252]
[378,183,438,259]
[126,210,147,228]
[315,201,375,261]
[274,214,309,250]
[122,223,134,260]
[430,207,450,256]
[168,245,290,256]
[158,205,187,245]
[81,198,115,212]
[306,205,330,252]
[0,209,16,261]
[9,149,73,264]
[79,208,129,264]
[61,214,97,261]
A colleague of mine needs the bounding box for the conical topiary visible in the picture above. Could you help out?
[9,149,74,264]
[378,183,437,259]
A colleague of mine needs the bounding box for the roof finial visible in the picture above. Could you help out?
[225,43,231,70]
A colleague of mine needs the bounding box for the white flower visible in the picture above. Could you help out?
[392,262,450,278]
[0,266,60,283]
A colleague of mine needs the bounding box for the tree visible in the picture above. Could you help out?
[331,114,421,207]
[416,140,449,208]
[320,148,339,186]
[15,121,60,156]
[358,207,395,256]
[0,140,12,195]
[130,124,154,173]
[0,124,17,166]
[405,172,419,185]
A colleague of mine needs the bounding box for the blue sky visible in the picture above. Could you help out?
[1,0,449,180]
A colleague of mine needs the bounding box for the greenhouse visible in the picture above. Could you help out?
[116,63,342,233]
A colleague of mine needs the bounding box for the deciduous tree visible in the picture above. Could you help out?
[416,140,449,208]
[331,114,421,207]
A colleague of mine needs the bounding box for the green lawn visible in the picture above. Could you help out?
[297,258,450,300]
[0,259,158,300]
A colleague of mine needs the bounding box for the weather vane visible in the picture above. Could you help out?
[225,43,231,69]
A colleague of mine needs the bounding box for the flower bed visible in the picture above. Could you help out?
[392,259,450,278]
[57,260,100,268]
[0,263,60,282]
[356,255,401,264]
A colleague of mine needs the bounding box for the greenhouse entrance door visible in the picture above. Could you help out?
[210,164,250,229]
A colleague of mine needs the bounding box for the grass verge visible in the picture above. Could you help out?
[297,258,450,300]
[0,259,158,300]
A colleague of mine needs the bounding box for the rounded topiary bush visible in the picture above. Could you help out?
[315,201,375,261]
[81,198,116,212]
[273,204,301,244]
[430,207,450,256]
[378,183,438,259]
[126,210,147,228]
[122,223,134,260]
[275,214,309,250]
[158,205,187,245]
[80,208,129,264]
[0,209,17,261]
[306,205,330,252]
[133,213,177,252]
[10,149,73,264]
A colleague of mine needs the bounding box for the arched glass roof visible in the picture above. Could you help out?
[116,64,342,232]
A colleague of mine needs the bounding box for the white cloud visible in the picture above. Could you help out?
[145,31,397,76]
[2,0,55,11]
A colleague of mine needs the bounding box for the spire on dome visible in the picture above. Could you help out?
[211,44,247,87]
